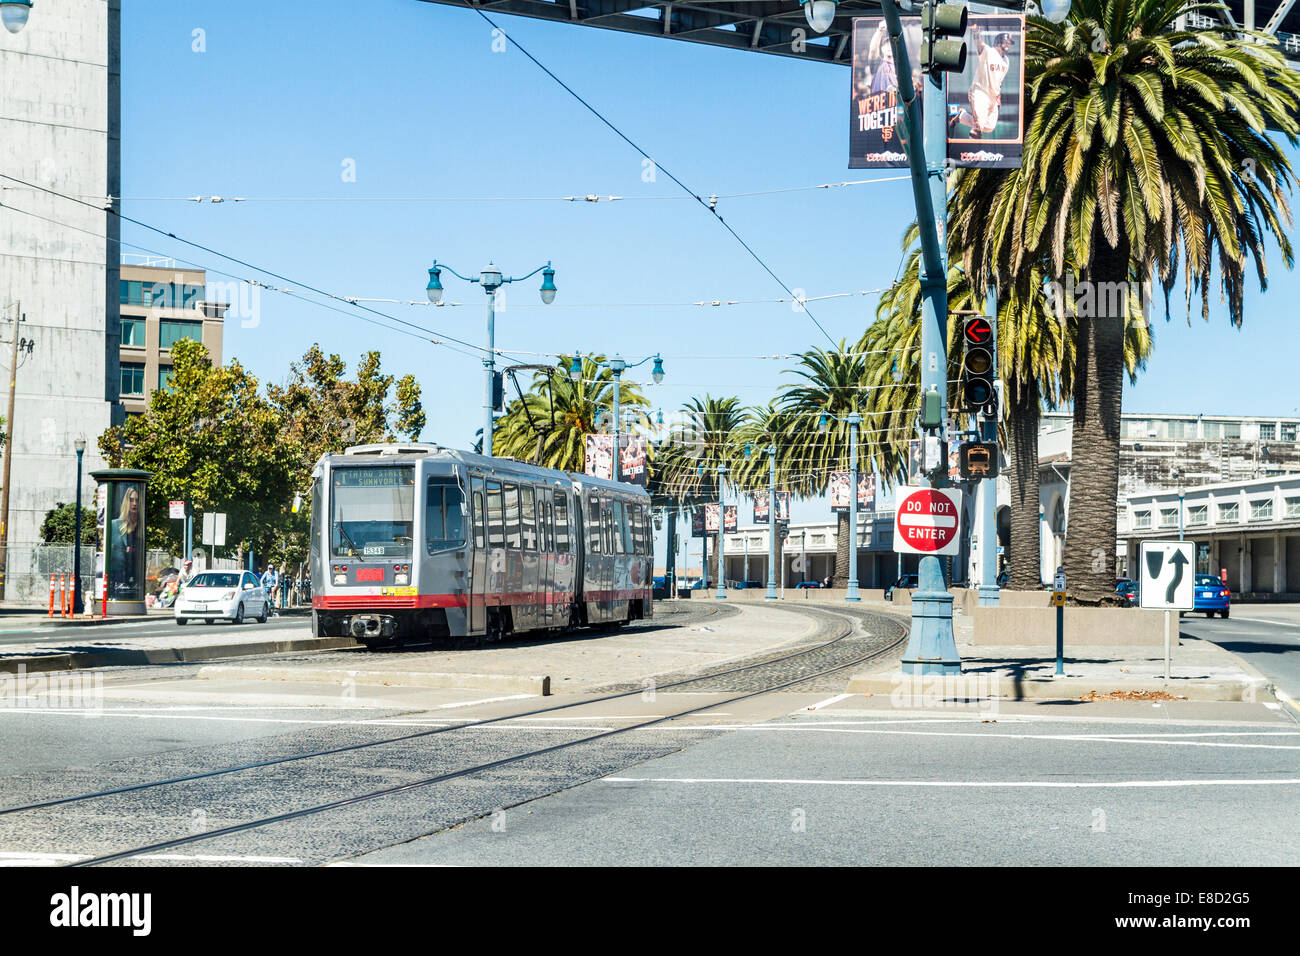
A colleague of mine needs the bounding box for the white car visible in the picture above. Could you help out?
[174,571,269,625]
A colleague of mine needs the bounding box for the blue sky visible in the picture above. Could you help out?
[119,0,1300,541]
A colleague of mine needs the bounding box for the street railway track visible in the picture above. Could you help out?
[0,603,905,866]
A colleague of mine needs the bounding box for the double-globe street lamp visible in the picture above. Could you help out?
[426,260,557,457]
[568,352,665,482]
[818,410,863,603]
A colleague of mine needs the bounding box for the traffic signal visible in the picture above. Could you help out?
[961,316,996,413]
[921,3,968,75]
[491,371,505,411]
[958,441,999,480]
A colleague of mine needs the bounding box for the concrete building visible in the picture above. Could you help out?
[1124,475,1300,599]
[118,262,227,415]
[0,0,122,556]
[710,514,904,590]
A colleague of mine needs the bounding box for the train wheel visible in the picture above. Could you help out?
[566,606,581,632]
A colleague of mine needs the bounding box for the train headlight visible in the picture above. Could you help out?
[395,573,409,585]
[333,573,347,585]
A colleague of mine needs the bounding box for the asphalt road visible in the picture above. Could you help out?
[1180,605,1300,701]
[351,704,1300,867]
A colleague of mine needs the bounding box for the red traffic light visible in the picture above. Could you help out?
[963,317,993,346]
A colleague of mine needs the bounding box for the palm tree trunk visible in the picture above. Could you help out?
[1006,381,1042,590]
[1064,240,1128,604]
[833,510,850,587]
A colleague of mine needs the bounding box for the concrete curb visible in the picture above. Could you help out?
[195,665,550,697]
[845,672,1275,703]
[0,636,358,675]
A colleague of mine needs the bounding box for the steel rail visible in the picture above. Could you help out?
[70,607,904,867]
[0,604,865,817]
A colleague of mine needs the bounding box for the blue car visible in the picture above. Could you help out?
[1193,574,1231,618]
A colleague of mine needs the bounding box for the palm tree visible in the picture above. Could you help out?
[868,241,1152,589]
[651,395,746,584]
[776,343,874,587]
[948,2,1300,600]
[491,355,648,471]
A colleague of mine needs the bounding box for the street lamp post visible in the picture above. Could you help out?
[715,464,727,600]
[819,411,863,602]
[426,259,556,457]
[766,447,778,600]
[575,352,665,482]
[73,438,85,614]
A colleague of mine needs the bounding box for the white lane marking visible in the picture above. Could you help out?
[0,850,301,865]
[603,776,1300,789]
[432,694,532,710]
[805,693,854,711]
[727,725,1300,750]
[1227,617,1300,629]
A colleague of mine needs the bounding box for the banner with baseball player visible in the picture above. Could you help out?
[946,15,1026,169]
[849,15,1024,170]
[752,489,792,523]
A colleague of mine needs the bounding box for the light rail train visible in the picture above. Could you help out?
[309,443,653,647]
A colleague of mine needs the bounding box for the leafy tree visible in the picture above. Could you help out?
[98,339,296,556]
[949,2,1300,599]
[39,501,98,546]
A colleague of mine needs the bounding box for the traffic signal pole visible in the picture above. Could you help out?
[977,284,1001,607]
[881,0,962,674]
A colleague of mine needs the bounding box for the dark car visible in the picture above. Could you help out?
[1115,579,1139,607]
[794,581,822,589]
[886,574,919,601]
[1193,574,1231,618]
[732,580,764,589]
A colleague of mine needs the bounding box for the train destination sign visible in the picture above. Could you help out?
[893,486,963,556]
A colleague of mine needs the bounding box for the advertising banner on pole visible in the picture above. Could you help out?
[691,509,705,538]
[584,433,614,481]
[849,15,1025,171]
[704,503,737,534]
[831,472,876,513]
[752,490,791,523]
[584,433,647,485]
[945,14,1026,170]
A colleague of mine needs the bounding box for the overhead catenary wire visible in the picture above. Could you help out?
[29,174,910,205]
[0,197,487,362]
[0,173,536,368]
[462,5,839,350]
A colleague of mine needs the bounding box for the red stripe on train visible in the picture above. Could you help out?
[313,588,651,611]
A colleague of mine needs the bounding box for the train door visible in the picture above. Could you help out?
[502,482,522,631]
[600,495,615,622]
[469,476,487,634]
[585,491,603,623]
[554,489,573,624]
[485,480,505,622]
[537,493,553,628]
[519,485,539,632]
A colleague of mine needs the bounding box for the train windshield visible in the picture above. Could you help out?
[331,465,415,558]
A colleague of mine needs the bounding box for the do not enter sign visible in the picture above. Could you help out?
[893,486,963,556]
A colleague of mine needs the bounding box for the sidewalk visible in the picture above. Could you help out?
[844,599,1276,703]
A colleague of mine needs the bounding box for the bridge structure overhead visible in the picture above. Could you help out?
[417,0,1300,67]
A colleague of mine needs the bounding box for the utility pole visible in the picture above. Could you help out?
[0,303,28,602]
[765,449,778,600]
